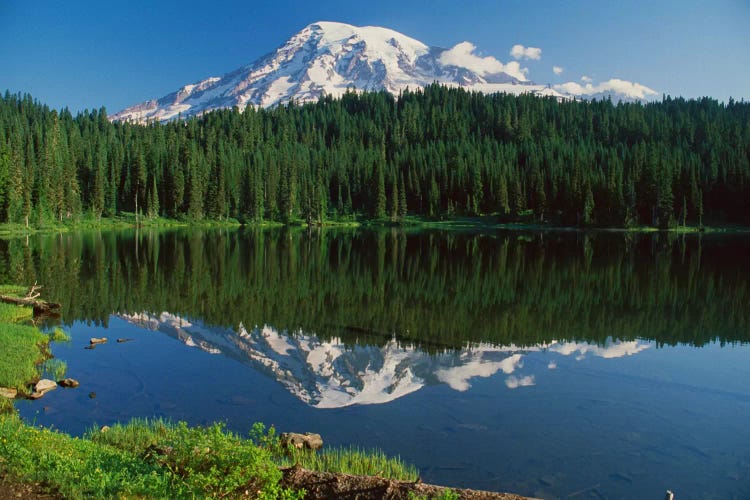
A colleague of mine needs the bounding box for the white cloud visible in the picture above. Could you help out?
[505,375,535,389]
[435,353,523,391]
[581,75,593,83]
[553,66,564,75]
[548,340,651,359]
[439,42,529,81]
[554,78,658,100]
[510,44,542,60]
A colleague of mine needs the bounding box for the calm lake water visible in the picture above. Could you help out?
[4,228,750,499]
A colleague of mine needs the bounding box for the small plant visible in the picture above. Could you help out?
[41,359,67,380]
[49,327,71,342]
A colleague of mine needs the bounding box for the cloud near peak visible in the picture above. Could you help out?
[510,44,542,60]
[440,42,529,81]
[554,78,658,100]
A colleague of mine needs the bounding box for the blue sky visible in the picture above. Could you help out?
[1,0,748,113]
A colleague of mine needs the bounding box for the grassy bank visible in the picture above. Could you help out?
[0,285,418,498]
[0,286,47,396]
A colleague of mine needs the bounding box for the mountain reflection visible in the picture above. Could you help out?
[120,312,652,408]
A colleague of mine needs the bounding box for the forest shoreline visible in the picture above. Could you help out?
[1,213,749,238]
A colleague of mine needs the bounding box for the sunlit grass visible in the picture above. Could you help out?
[0,416,304,499]
[280,445,419,481]
[49,327,71,342]
[0,323,47,392]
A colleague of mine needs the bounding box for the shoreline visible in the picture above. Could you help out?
[1,213,749,238]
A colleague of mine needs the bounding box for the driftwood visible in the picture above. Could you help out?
[0,283,61,318]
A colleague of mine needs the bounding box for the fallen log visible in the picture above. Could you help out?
[279,465,535,500]
[0,295,61,317]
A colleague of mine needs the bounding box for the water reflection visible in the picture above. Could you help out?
[0,228,747,349]
[119,311,653,408]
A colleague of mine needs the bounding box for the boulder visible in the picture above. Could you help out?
[281,432,324,450]
[90,337,108,345]
[59,378,80,388]
[0,387,17,399]
[35,379,57,394]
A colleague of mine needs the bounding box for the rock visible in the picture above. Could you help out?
[100,425,110,433]
[0,387,18,399]
[59,378,79,388]
[281,432,324,450]
[35,379,57,394]
[90,337,108,345]
[28,392,44,400]
[88,392,97,399]
[117,338,134,343]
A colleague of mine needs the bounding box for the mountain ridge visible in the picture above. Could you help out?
[112,21,643,124]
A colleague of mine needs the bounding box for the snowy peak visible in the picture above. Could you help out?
[110,21,568,123]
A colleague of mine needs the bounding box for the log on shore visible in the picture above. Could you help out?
[279,465,536,500]
[0,295,61,317]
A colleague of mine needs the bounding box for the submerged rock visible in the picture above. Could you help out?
[0,387,17,399]
[281,432,324,450]
[59,378,80,388]
[117,338,134,343]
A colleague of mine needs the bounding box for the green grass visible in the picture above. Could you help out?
[0,415,421,499]
[281,445,418,481]
[0,323,47,393]
[248,423,418,481]
[0,286,47,394]
[49,327,71,342]
[0,416,303,499]
[41,359,67,380]
[0,285,29,297]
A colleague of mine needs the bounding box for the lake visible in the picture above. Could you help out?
[4,227,749,499]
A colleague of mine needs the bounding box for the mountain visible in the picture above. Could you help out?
[118,311,651,408]
[110,21,570,123]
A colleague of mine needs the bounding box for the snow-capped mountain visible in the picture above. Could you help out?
[110,21,572,123]
[118,311,651,408]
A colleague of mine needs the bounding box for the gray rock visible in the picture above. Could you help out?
[0,387,17,399]
[59,378,80,388]
[35,379,57,394]
[281,432,324,450]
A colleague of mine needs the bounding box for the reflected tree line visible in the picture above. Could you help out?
[0,228,747,348]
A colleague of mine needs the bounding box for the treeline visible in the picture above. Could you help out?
[1,229,747,348]
[0,86,749,227]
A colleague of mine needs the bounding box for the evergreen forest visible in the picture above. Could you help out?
[0,85,749,228]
